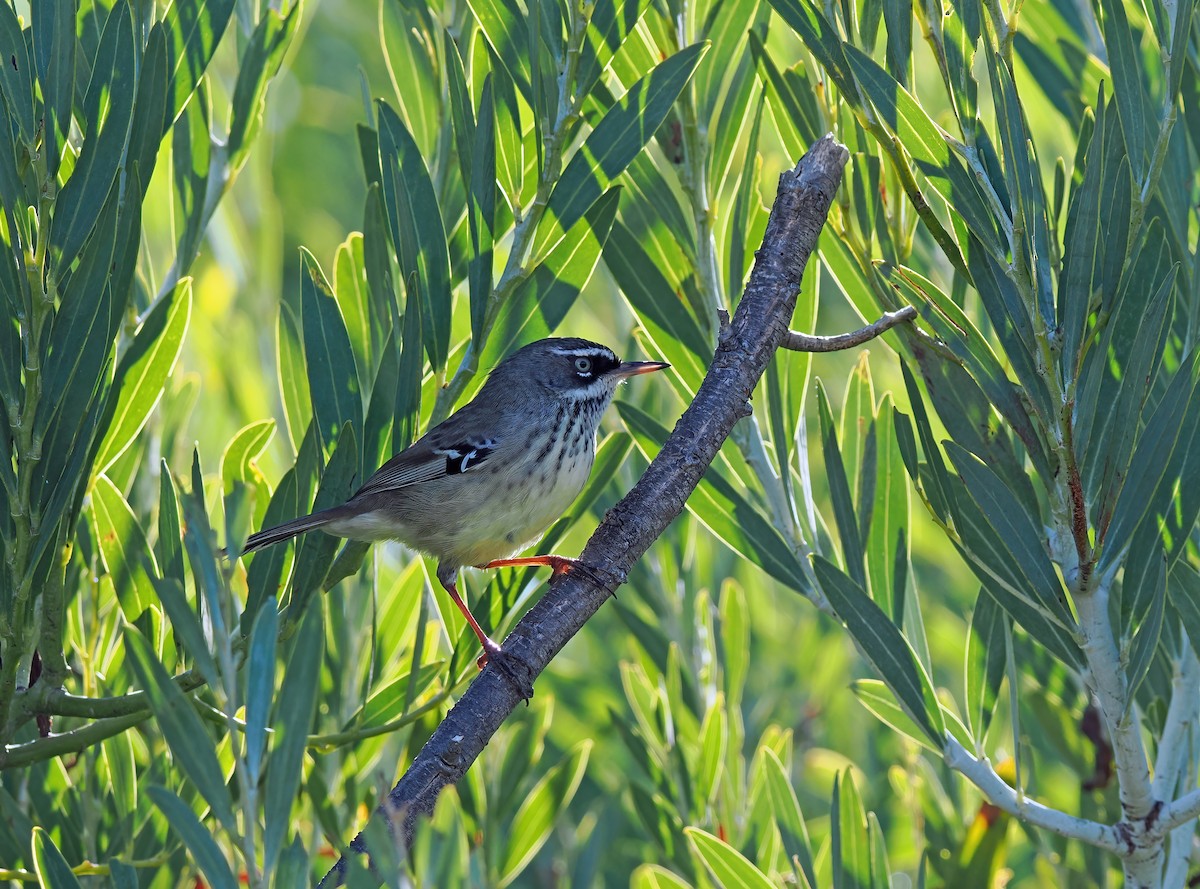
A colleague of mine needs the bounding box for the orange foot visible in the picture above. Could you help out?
[478,555,612,588]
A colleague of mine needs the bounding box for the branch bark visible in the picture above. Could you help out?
[781,306,916,352]
[318,134,850,886]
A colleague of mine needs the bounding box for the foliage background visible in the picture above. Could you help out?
[1,0,1198,886]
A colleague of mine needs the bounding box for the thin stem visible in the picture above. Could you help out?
[0,851,173,882]
[1,174,56,745]
[1,711,150,769]
[307,690,452,750]
[23,670,207,719]
[943,735,1123,852]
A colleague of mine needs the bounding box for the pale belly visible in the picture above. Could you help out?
[450,448,594,566]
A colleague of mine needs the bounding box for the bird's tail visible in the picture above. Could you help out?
[241,508,346,554]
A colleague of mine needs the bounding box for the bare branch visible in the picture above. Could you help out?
[944,736,1124,853]
[781,306,917,352]
[317,134,850,886]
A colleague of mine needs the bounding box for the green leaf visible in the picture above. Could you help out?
[171,80,212,273]
[631,866,694,889]
[851,679,940,753]
[227,2,299,172]
[0,1,36,142]
[749,32,823,156]
[394,278,424,454]
[481,187,620,367]
[126,25,170,184]
[466,0,531,101]
[1099,0,1149,179]
[220,420,275,495]
[91,475,158,620]
[333,233,373,391]
[96,280,191,473]
[1082,253,1175,529]
[695,0,762,125]
[618,403,810,593]
[533,42,709,261]
[834,771,871,889]
[1168,565,1200,664]
[468,77,496,349]
[945,443,1073,628]
[145,786,238,889]
[31,827,83,889]
[157,462,185,585]
[813,557,945,746]
[32,0,75,179]
[606,218,711,393]
[124,626,236,832]
[50,1,134,272]
[883,0,912,86]
[885,264,1043,478]
[163,0,235,128]
[866,399,908,617]
[965,592,1006,742]
[350,661,444,730]
[577,0,651,98]
[444,29,477,188]
[101,730,137,822]
[244,597,278,786]
[301,249,363,452]
[686,827,777,889]
[759,747,816,886]
[276,303,312,453]
[1059,104,1105,380]
[843,45,998,264]
[817,380,865,588]
[963,235,1050,420]
[263,599,323,876]
[1125,552,1165,710]
[766,0,860,105]
[1099,350,1200,576]
[148,572,218,689]
[499,740,592,886]
[35,183,121,460]
[287,423,359,618]
[697,696,727,807]
[719,580,750,705]
[377,100,452,372]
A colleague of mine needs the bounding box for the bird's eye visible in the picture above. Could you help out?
[574,357,593,374]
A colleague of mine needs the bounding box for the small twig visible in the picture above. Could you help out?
[781,306,916,352]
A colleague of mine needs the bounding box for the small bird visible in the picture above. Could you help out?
[243,337,667,681]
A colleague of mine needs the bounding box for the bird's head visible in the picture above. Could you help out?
[495,337,669,404]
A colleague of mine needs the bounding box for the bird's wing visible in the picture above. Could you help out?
[351,420,500,498]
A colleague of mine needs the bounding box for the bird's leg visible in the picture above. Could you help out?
[440,577,500,665]
[479,554,611,589]
[436,564,532,700]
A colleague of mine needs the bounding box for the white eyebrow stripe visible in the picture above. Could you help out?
[549,346,618,360]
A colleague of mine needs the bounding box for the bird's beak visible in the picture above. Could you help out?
[612,360,670,378]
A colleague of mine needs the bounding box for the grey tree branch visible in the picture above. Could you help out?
[318,134,850,887]
[781,306,916,352]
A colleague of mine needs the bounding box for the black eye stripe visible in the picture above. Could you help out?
[565,351,620,376]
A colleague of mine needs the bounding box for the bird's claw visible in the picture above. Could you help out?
[478,641,534,702]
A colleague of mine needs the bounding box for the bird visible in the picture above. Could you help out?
[242,337,668,687]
